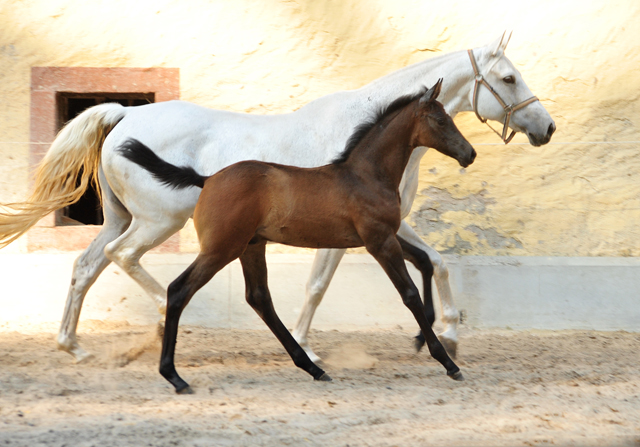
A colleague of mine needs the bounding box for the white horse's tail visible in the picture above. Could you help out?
[0,103,127,248]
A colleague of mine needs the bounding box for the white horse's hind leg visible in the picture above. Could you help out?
[292,248,347,363]
[57,178,132,362]
[57,222,127,362]
[397,221,459,357]
[104,217,187,316]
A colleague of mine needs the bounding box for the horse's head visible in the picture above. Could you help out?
[416,79,477,168]
[470,32,556,146]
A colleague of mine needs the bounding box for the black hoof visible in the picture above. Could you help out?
[413,334,426,353]
[447,370,464,381]
[176,385,194,394]
[315,373,332,382]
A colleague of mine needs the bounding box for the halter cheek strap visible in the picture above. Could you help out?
[468,49,539,144]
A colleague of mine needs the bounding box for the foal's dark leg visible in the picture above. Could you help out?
[159,254,221,394]
[367,235,463,381]
[239,243,330,382]
[397,236,436,354]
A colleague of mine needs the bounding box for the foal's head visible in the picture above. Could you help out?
[413,79,477,168]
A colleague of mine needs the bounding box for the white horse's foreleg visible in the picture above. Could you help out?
[397,220,459,357]
[104,218,187,316]
[58,185,131,362]
[292,248,347,363]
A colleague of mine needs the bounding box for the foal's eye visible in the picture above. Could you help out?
[503,75,515,84]
[437,118,446,126]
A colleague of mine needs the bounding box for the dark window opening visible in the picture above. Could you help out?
[55,93,155,226]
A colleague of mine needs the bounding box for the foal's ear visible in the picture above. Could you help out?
[488,30,512,57]
[420,78,443,104]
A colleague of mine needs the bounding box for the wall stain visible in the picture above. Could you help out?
[412,186,522,254]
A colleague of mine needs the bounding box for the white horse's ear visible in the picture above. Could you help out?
[420,78,443,103]
[488,30,512,57]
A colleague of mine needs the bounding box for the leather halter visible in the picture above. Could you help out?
[467,49,539,144]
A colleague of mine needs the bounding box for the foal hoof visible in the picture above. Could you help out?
[315,373,332,382]
[447,370,464,381]
[176,385,194,395]
[413,335,426,353]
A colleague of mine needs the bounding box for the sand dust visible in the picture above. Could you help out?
[0,324,639,446]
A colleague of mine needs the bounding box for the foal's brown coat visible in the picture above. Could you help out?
[119,80,476,393]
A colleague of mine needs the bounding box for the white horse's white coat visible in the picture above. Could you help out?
[56,33,555,362]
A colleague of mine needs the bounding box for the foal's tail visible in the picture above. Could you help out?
[0,103,127,248]
[118,139,206,189]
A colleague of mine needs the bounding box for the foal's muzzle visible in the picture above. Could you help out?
[459,148,477,168]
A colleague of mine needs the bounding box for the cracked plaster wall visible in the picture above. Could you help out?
[0,0,638,256]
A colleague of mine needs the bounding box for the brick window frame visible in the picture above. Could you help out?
[29,67,180,252]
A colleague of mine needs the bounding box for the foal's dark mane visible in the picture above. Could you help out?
[332,86,428,164]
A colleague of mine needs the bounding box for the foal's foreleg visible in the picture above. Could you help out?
[240,244,330,382]
[292,248,347,363]
[159,254,220,394]
[366,234,462,381]
[397,221,459,358]
[398,235,436,326]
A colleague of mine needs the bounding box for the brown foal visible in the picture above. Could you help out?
[119,79,476,394]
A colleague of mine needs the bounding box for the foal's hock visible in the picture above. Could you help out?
[120,80,475,394]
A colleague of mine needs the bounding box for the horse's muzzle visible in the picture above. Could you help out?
[528,122,556,147]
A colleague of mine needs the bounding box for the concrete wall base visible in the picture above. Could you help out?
[2,253,638,332]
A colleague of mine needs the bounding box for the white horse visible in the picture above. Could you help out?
[0,32,555,362]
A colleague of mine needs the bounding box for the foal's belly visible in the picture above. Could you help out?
[257,216,364,249]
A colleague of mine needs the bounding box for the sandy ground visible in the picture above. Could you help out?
[0,323,639,447]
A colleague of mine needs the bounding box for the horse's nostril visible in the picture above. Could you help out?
[547,122,556,137]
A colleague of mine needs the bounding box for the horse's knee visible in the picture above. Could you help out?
[305,279,328,305]
[245,286,270,311]
[104,241,124,265]
[430,255,449,281]
[401,288,422,309]
[166,279,190,312]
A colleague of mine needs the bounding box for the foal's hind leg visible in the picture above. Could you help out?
[160,253,227,394]
[57,173,131,362]
[365,233,462,381]
[240,243,330,382]
[397,221,459,358]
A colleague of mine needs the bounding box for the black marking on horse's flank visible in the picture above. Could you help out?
[332,86,428,164]
[118,138,206,189]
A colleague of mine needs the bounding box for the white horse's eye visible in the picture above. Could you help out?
[503,75,515,84]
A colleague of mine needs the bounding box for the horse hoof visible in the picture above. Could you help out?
[75,351,95,364]
[447,370,464,381]
[315,373,332,382]
[438,336,457,359]
[413,335,426,353]
[176,385,194,395]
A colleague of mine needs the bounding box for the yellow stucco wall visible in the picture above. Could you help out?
[0,0,638,256]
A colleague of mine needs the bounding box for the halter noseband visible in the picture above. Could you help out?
[467,49,539,144]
